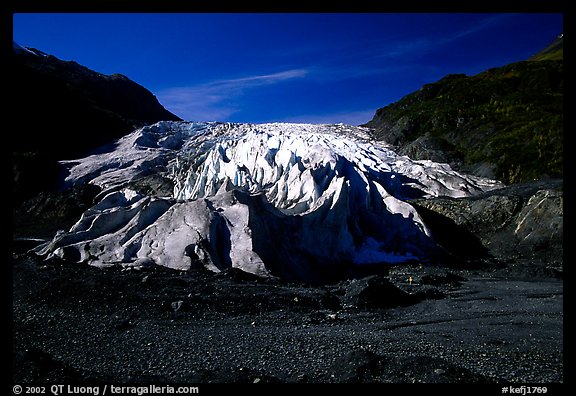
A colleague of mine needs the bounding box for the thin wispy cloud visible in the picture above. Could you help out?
[272,14,512,73]
[226,16,507,92]
[152,14,554,124]
[276,109,378,127]
[450,14,510,41]
[368,15,511,61]
[156,69,308,121]
[215,69,308,87]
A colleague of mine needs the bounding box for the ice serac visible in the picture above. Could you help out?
[36,121,502,282]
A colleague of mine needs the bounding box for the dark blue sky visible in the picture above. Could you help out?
[13,13,563,125]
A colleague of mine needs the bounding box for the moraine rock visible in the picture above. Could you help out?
[412,179,563,276]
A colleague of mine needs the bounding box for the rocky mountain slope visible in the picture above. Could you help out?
[12,43,181,203]
[363,36,563,185]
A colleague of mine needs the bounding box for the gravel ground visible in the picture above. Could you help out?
[12,252,563,386]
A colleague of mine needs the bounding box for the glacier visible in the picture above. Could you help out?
[35,121,503,282]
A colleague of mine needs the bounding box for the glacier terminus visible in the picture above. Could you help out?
[35,121,502,282]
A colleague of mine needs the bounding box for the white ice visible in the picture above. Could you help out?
[37,121,503,281]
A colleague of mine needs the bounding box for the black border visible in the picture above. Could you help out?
[7,0,571,13]
[4,0,571,392]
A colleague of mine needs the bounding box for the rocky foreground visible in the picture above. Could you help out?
[11,124,563,386]
[13,250,563,385]
[12,145,563,385]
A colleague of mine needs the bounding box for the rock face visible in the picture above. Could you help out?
[413,179,563,275]
[33,121,504,283]
[13,183,101,239]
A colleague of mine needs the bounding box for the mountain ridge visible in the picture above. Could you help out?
[12,41,181,158]
[12,42,181,203]
[529,34,563,61]
[363,35,563,185]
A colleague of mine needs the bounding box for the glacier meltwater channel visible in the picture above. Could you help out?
[35,121,502,282]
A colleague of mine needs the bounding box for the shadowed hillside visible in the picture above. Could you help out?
[12,43,181,203]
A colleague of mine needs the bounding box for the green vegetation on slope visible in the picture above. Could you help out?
[365,37,563,185]
[529,34,563,61]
